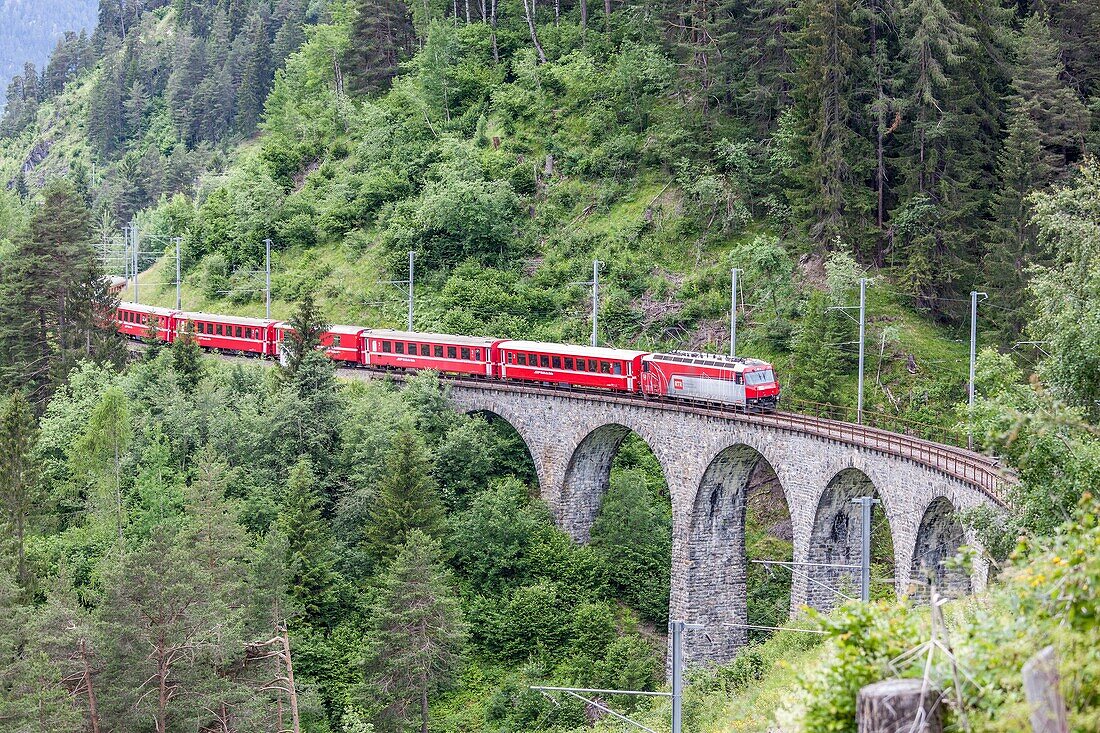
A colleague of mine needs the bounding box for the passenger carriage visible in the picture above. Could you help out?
[364,330,500,376]
[498,341,647,391]
[117,302,179,343]
[276,323,367,365]
[179,311,279,356]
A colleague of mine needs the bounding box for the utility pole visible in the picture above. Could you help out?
[852,496,880,603]
[174,237,182,311]
[968,291,988,450]
[131,221,139,303]
[407,250,415,331]
[671,620,684,733]
[730,268,742,357]
[123,224,131,300]
[591,259,601,347]
[857,277,867,425]
[264,238,272,319]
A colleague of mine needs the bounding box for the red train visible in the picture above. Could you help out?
[115,302,781,409]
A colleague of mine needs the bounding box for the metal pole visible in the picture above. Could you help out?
[857,277,867,424]
[968,291,987,450]
[852,496,878,603]
[670,621,683,733]
[264,238,272,319]
[124,224,131,300]
[408,250,415,331]
[730,268,741,357]
[591,259,601,347]
[174,237,182,311]
[132,221,139,303]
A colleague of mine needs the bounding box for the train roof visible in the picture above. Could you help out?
[499,340,648,360]
[177,310,277,327]
[117,301,178,317]
[646,351,773,369]
[366,329,500,347]
[276,322,366,336]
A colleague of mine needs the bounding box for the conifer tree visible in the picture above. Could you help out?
[367,429,444,560]
[785,0,873,248]
[345,0,416,95]
[76,387,132,544]
[235,5,274,135]
[0,179,115,406]
[171,321,203,391]
[1009,14,1089,173]
[366,531,464,733]
[280,294,328,376]
[280,457,336,624]
[0,391,39,593]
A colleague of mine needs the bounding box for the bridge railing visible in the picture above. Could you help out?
[783,398,969,449]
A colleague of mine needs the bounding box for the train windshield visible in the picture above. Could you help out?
[745,369,775,385]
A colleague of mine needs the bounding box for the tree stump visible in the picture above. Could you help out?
[857,678,942,733]
[1022,646,1068,733]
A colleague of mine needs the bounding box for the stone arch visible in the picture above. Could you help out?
[561,423,663,543]
[463,408,541,490]
[909,496,971,601]
[683,443,789,665]
[806,468,895,612]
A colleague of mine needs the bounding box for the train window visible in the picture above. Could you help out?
[235,326,242,337]
[735,374,744,385]
[589,359,598,372]
[613,363,622,375]
[552,356,561,368]
[576,358,585,371]
[332,335,342,348]
[421,344,430,356]
[600,361,611,374]
[474,349,481,360]
[216,324,223,336]
[382,341,391,352]
[565,358,574,370]
[642,361,650,372]
[538,355,549,368]
[460,347,470,360]
[529,353,537,365]
[408,343,417,354]
[396,342,405,354]
[517,354,527,365]
[434,345,443,357]
[507,353,514,364]
[448,346,457,359]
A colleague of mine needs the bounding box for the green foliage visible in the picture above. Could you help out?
[367,428,445,560]
[590,469,671,625]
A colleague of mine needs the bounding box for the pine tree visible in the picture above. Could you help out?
[171,321,203,391]
[279,457,336,624]
[345,0,416,95]
[235,5,274,135]
[0,179,115,406]
[366,531,464,733]
[280,294,329,376]
[1009,14,1089,173]
[785,0,874,248]
[366,430,444,560]
[272,0,308,71]
[0,391,39,594]
[87,55,124,156]
[0,567,81,731]
[984,109,1047,338]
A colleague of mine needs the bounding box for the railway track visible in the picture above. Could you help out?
[131,343,1015,506]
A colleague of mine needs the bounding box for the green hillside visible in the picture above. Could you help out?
[1,1,1100,732]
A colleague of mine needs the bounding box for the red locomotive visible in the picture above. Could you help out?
[115,302,780,410]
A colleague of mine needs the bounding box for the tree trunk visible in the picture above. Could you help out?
[522,0,547,63]
[80,639,101,733]
[580,0,587,31]
[856,679,942,732]
[282,628,301,733]
[466,0,470,23]
[420,683,429,733]
[490,0,499,62]
[604,0,611,24]
[554,0,560,24]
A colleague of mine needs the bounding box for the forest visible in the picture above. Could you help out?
[1,0,1100,731]
[0,0,97,107]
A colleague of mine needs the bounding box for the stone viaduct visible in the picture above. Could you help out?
[438,378,1010,668]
